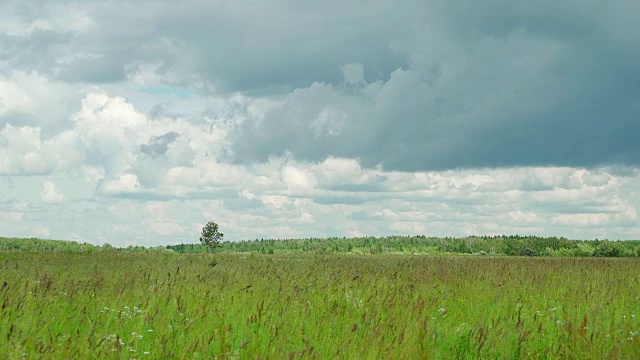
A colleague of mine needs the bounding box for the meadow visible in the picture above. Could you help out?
[1,252,639,359]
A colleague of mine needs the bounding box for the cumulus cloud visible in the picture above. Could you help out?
[40,181,64,204]
[0,124,84,175]
[1,0,639,244]
[342,63,366,86]
[3,0,639,169]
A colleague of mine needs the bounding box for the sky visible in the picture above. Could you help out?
[0,0,639,246]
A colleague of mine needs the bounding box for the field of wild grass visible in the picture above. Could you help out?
[1,253,639,359]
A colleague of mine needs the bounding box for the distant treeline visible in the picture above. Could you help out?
[0,237,173,253]
[168,235,640,257]
[2,235,640,257]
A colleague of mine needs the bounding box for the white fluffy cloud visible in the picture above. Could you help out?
[1,1,639,245]
[0,87,638,245]
[0,124,83,175]
[40,181,64,204]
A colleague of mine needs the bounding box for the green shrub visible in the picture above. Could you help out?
[593,241,623,257]
[520,248,539,256]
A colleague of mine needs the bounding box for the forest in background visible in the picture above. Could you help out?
[2,235,640,257]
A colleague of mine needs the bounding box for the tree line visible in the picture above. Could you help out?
[2,235,639,257]
[169,235,640,257]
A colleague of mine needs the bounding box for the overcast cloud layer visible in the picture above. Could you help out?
[1,0,639,245]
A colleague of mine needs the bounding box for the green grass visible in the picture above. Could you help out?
[1,253,639,358]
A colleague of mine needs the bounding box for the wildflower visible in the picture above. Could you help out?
[129,347,136,352]
[147,329,155,333]
[144,352,151,355]
[438,308,446,313]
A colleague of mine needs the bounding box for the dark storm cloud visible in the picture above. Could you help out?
[1,0,415,91]
[2,0,639,171]
[228,1,640,171]
[160,1,414,95]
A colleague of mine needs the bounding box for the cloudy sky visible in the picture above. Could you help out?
[1,0,639,246]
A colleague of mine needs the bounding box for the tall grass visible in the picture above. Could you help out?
[1,253,639,358]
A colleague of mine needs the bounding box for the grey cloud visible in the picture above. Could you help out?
[148,103,167,120]
[0,30,72,71]
[519,176,582,192]
[3,0,640,171]
[167,1,413,95]
[603,166,640,178]
[228,1,640,171]
[312,195,369,206]
[222,194,263,211]
[140,132,179,159]
[56,55,127,83]
[2,0,413,91]
[582,172,610,187]
[322,182,388,193]
[106,192,179,202]
[347,210,383,221]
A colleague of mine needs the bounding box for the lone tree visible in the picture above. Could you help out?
[200,220,223,252]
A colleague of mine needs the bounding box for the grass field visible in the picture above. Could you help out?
[1,252,639,359]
